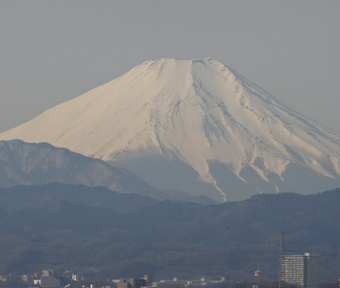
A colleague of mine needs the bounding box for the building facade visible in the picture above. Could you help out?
[281,253,319,288]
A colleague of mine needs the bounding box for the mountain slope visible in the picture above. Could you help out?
[0,189,339,280]
[1,58,340,200]
[0,140,164,199]
[0,183,158,213]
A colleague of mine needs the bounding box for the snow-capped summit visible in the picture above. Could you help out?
[1,58,340,201]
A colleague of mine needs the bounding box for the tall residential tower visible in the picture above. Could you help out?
[280,253,319,288]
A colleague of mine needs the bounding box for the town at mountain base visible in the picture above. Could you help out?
[0,184,339,281]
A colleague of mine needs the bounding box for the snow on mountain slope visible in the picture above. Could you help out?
[0,139,164,199]
[1,58,340,201]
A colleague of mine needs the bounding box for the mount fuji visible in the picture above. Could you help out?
[1,58,340,201]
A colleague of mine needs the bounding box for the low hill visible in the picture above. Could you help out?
[0,183,157,213]
[0,187,339,281]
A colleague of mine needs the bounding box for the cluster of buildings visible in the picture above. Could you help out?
[116,275,154,288]
[0,269,62,288]
[33,270,61,288]
[0,253,323,288]
[0,269,112,288]
[115,275,226,288]
[158,277,226,287]
[18,270,61,288]
[0,272,227,288]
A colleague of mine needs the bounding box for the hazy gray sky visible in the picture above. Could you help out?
[0,1,339,133]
